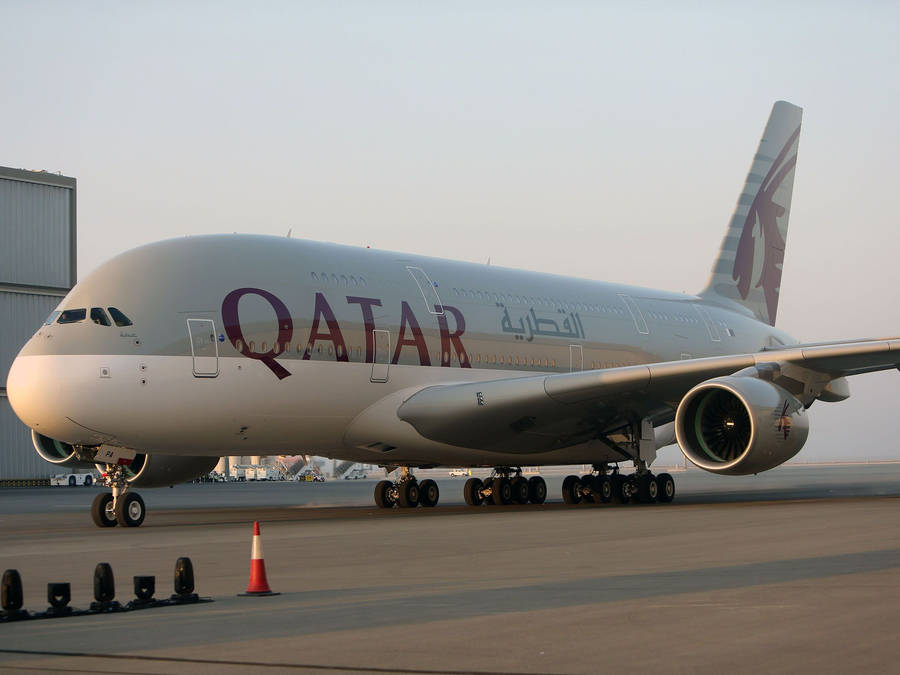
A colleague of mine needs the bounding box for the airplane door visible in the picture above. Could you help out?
[371,329,390,383]
[569,344,583,372]
[187,318,219,377]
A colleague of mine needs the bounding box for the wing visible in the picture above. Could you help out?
[397,337,900,454]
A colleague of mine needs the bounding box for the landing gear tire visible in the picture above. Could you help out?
[398,481,420,508]
[612,474,631,504]
[491,477,512,505]
[527,476,547,504]
[562,475,581,505]
[91,493,117,528]
[580,475,595,503]
[464,477,484,506]
[591,475,613,503]
[418,479,440,507]
[510,477,530,504]
[636,474,658,504]
[656,473,675,503]
[374,480,393,508]
[115,492,146,527]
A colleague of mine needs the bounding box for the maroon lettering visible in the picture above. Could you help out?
[392,301,431,366]
[222,288,293,380]
[437,305,470,368]
[346,296,382,363]
[303,292,349,362]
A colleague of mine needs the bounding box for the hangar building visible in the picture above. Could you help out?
[1,166,76,482]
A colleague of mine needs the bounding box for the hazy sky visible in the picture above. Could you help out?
[2,1,898,460]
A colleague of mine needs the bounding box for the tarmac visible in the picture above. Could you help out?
[1,464,899,674]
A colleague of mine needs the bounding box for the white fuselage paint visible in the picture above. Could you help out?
[6,235,793,468]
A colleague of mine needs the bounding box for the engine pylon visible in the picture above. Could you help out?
[238,521,279,597]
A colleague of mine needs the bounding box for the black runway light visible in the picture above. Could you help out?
[91,562,120,611]
[1,569,28,621]
[171,557,198,602]
[132,576,156,606]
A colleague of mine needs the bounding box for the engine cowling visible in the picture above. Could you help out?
[32,431,97,469]
[675,376,809,475]
[96,454,219,488]
[32,430,217,486]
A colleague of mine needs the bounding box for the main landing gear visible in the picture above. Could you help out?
[463,468,547,507]
[90,464,146,528]
[560,463,675,506]
[374,467,440,509]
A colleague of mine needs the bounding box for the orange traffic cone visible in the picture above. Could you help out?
[238,521,280,596]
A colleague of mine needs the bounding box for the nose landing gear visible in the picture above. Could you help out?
[90,464,146,528]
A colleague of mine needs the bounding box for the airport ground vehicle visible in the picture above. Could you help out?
[295,469,326,482]
[343,468,368,480]
[50,472,96,487]
[8,101,900,526]
[448,469,470,477]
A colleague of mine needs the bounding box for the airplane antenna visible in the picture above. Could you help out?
[286,228,293,238]
[486,257,491,266]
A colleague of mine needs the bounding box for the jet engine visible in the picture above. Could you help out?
[32,430,98,469]
[32,430,216,487]
[675,376,809,475]
[108,454,219,488]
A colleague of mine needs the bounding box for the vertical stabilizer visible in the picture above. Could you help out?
[700,101,802,326]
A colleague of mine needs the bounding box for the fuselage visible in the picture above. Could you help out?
[7,234,796,467]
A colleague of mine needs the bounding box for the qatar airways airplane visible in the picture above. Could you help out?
[7,101,899,528]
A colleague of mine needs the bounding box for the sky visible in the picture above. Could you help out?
[2,1,899,461]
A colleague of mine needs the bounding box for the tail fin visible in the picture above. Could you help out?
[700,100,802,326]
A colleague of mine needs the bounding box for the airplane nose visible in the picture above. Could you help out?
[6,353,82,441]
[7,354,45,430]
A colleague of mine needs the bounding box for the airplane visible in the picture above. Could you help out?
[7,100,899,528]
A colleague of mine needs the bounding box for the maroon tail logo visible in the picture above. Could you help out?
[732,126,800,326]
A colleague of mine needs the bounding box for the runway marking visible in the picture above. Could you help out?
[0,649,558,675]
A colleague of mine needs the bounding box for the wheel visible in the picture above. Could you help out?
[527,476,547,504]
[68,475,76,487]
[580,475,595,503]
[561,475,581,504]
[84,475,93,486]
[418,479,440,507]
[115,492,146,527]
[591,475,613,503]
[374,480,393,508]
[91,493,117,527]
[491,477,512,505]
[611,474,631,504]
[510,477,530,504]
[636,474,658,503]
[656,473,675,503]
[464,477,484,506]
[398,481,419,507]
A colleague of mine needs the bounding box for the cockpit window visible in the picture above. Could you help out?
[107,307,133,327]
[90,308,111,326]
[44,311,61,325]
[57,309,86,324]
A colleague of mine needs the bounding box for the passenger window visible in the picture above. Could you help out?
[107,307,133,327]
[58,309,86,324]
[90,308,111,326]
[235,339,243,351]
[44,311,61,325]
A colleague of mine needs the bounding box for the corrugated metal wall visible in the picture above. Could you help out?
[0,292,61,389]
[0,397,50,478]
[0,178,72,289]
[1,169,74,479]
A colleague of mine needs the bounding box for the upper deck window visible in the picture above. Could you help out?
[57,309,86,324]
[90,308,111,326]
[107,307,133,327]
